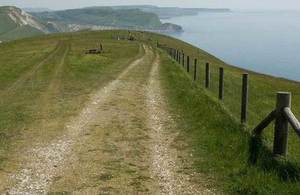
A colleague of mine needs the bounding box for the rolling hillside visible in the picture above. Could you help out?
[0,30,299,194]
[31,7,183,32]
[0,6,183,42]
[32,7,162,28]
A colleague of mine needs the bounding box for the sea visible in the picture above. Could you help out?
[161,10,300,81]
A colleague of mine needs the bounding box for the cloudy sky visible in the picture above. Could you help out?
[0,0,299,10]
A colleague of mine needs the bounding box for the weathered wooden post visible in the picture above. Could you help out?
[205,63,210,88]
[273,92,291,156]
[241,73,249,124]
[194,59,197,81]
[182,53,185,67]
[178,52,181,64]
[173,49,176,59]
[176,50,179,62]
[219,67,224,100]
[187,56,190,72]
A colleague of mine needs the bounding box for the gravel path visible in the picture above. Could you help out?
[4,45,212,195]
[146,51,210,195]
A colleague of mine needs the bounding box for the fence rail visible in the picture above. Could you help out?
[253,92,300,156]
[157,43,248,122]
[157,42,300,157]
[284,107,300,136]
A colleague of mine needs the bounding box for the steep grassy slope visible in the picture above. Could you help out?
[0,8,17,34]
[147,32,300,194]
[148,32,300,158]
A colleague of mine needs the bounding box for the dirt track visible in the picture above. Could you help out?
[2,44,211,195]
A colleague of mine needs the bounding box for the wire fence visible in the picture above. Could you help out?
[157,42,300,157]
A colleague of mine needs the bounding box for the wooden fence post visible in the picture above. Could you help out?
[273,92,291,156]
[174,49,176,60]
[219,67,224,100]
[182,53,185,67]
[176,50,179,62]
[187,56,190,72]
[173,49,176,59]
[178,52,181,64]
[194,59,197,81]
[205,63,210,88]
[241,73,249,124]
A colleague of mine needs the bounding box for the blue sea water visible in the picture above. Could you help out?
[161,11,300,81]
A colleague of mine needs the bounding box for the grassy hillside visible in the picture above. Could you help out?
[0,7,17,34]
[146,32,300,194]
[0,25,43,41]
[0,30,299,194]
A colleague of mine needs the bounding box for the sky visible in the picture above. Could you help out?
[0,0,300,10]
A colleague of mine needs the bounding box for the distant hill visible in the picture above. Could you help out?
[0,6,184,42]
[0,6,52,41]
[23,7,53,13]
[32,7,162,29]
[31,7,182,32]
[109,5,231,19]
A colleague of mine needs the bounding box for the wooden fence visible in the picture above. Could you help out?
[157,42,300,157]
[253,92,300,156]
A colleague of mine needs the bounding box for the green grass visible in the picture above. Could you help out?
[0,31,141,168]
[0,30,300,194]
[151,33,300,194]
[149,32,300,160]
[0,25,44,41]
